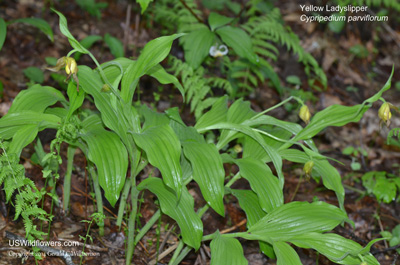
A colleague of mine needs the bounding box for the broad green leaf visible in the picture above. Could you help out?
[246,201,348,243]
[365,65,394,103]
[280,149,345,210]
[230,189,275,259]
[273,241,302,265]
[23,67,44,84]
[195,96,228,130]
[9,84,66,114]
[104,33,124,58]
[80,115,128,206]
[197,122,284,188]
[121,34,184,103]
[0,18,6,51]
[0,111,61,139]
[242,128,292,162]
[132,124,182,198]
[166,107,186,126]
[101,58,130,89]
[74,35,102,60]
[8,125,38,156]
[291,232,380,265]
[243,115,319,152]
[146,64,185,100]
[10,17,54,41]
[373,177,396,203]
[66,82,85,120]
[208,12,233,31]
[210,233,248,265]
[235,157,283,212]
[170,121,204,144]
[140,105,170,131]
[79,66,134,142]
[182,27,215,69]
[137,0,154,14]
[218,98,256,149]
[52,9,89,54]
[216,26,257,63]
[137,177,203,249]
[293,104,369,141]
[183,142,225,216]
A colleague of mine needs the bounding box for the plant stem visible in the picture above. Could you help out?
[79,220,93,265]
[63,145,75,212]
[168,240,184,265]
[202,231,248,241]
[88,165,104,236]
[134,210,161,245]
[169,246,192,265]
[251,96,293,120]
[178,0,204,23]
[225,172,241,188]
[126,183,139,265]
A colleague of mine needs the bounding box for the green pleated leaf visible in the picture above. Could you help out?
[8,125,38,156]
[183,142,225,216]
[140,105,169,130]
[216,26,257,63]
[132,124,182,198]
[247,201,348,243]
[197,122,284,188]
[230,189,275,259]
[78,66,137,143]
[218,98,256,149]
[0,111,61,139]
[182,27,215,69]
[195,95,228,130]
[66,82,85,120]
[280,149,345,210]
[80,115,128,206]
[243,115,317,150]
[137,177,203,249]
[365,66,394,103]
[273,241,302,265]
[9,84,66,114]
[210,233,248,265]
[208,12,233,31]
[0,18,6,51]
[235,157,283,213]
[104,33,124,58]
[243,128,293,161]
[293,104,370,141]
[146,64,185,100]
[10,17,54,42]
[52,9,89,54]
[121,33,184,103]
[291,232,380,265]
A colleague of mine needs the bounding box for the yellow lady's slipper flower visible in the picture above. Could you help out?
[46,56,79,91]
[65,57,78,75]
[303,160,314,177]
[299,105,311,124]
[378,102,392,127]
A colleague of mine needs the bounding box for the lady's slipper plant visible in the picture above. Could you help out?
[47,56,79,90]
[0,9,396,265]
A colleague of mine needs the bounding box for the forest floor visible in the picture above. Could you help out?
[0,1,400,265]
